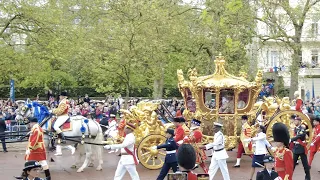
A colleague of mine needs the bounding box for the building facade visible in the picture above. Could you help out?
[252,0,320,99]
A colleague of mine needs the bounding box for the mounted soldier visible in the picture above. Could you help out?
[51,91,70,140]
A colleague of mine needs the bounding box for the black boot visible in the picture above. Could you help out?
[58,133,66,143]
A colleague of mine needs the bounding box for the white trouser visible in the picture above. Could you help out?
[53,115,69,133]
[114,161,140,180]
[208,158,230,180]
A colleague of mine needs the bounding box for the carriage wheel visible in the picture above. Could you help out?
[137,134,166,170]
[266,110,313,148]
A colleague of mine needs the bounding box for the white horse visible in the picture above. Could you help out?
[15,102,104,173]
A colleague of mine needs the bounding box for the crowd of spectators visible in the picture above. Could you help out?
[302,95,320,116]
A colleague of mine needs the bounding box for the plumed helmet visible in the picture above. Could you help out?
[272,122,290,148]
[177,144,196,170]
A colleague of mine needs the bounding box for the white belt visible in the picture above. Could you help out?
[166,150,176,154]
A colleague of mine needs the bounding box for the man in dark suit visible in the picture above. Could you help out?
[290,117,310,180]
[0,113,8,152]
[152,128,179,180]
[256,155,279,180]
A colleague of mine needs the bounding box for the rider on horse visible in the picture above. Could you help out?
[51,91,70,140]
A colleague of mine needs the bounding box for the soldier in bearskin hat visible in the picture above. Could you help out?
[272,122,293,180]
[177,144,198,180]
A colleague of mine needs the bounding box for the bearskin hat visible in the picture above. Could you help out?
[177,144,196,170]
[272,122,290,148]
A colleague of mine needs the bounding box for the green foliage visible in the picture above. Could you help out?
[0,0,255,98]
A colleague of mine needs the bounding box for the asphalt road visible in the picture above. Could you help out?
[1,143,320,180]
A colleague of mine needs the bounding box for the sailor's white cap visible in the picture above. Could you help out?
[214,122,223,127]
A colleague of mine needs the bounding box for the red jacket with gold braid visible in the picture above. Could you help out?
[53,98,69,116]
[183,128,207,163]
[310,124,320,152]
[274,147,293,180]
[118,118,126,137]
[295,98,303,113]
[25,124,47,161]
[174,125,185,142]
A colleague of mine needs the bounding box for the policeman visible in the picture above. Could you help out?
[256,155,280,180]
[290,117,310,180]
[152,128,179,180]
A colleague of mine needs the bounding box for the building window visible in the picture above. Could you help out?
[270,51,279,67]
[311,22,318,37]
[311,50,318,68]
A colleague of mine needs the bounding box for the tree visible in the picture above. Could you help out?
[252,0,320,99]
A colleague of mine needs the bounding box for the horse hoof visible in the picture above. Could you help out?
[77,168,84,173]
[71,165,77,169]
[88,163,94,167]
[96,167,102,171]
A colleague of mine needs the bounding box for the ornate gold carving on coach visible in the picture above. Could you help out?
[177,54,262,150]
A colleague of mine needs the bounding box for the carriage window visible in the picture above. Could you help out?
[238,89,249,109]
[184,88,196,112]
[203,89,216,110]
[219,89,235,114]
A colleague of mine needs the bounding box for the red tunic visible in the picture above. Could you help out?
[174,125,185,142]
[274,148,293,180]
[118,118,126,137]
[295,98,303,113]
[25,124,47,161]
[186,171,197,180]
[183,129,207,164]
[310,124,320,152]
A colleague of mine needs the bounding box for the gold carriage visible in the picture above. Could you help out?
[114,54,313,170]
[176,54,313,154]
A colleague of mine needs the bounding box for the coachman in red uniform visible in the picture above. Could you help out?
[294,91,303,113]
[272,122,293,180]
[309,116,320,166]
[173,117,185,143]
[181,119,208,173]
[25,117,51,180]
[118,114,126,138]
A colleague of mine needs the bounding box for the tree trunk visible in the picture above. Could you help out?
[289,47,301,99]
[125,82,130,109]
[153,67,164,99]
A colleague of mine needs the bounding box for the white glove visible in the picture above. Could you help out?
[49,110,53,113]
[151,146,157,150]
[104,145,111,150]
[310,143,314,146]
[26,149,30,155]
[271,147,276,152]
[177,140,183,145]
